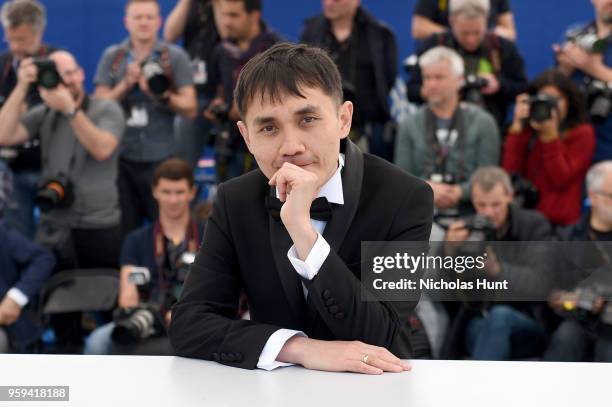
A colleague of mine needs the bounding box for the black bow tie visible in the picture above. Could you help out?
[265,195,333,222]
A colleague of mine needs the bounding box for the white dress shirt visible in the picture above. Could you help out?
[257,154,345,370]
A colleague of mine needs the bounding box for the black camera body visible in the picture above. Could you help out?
[463,214,497,242]
[461,74,488,106]
[141,59,170,95]
[112,305,165,345]
[587,80,612,121]
[33,58,62,89]
[210,102,230,122]
[567,30,607,54]
[35,173,74,213]
[528,94,558,123]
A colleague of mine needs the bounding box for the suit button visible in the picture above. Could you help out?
[221,353,228,361]
[334,312,345,320]
[212,353,219,361]
[235,353,243,362]
[325,298,335,306]
[322,290,332,300]
[227,353,236,362]
[328,305,339,314]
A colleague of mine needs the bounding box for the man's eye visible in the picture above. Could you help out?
[302,116,317,124]
[260,125,275,133]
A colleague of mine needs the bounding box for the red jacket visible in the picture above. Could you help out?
[503,123,595,226]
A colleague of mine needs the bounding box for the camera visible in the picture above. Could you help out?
[33,58,62,89]
[587,80,612,121]
[209,102,230,122]
[528,94,558,123]
[35,173,74,213]
[463,214,497,242]
[141,59,170,95]
[510,172,539,209]
[566,30,607,54]
[461,74,488,106]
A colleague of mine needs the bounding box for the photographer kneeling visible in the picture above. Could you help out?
[441,166,553,360]
[84,159,202,355]
[503,69,595,227]
[544,161,612,362]
[0,51,125,270]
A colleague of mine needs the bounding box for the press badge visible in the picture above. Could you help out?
[192,58,207,85]
[126,106,149,127]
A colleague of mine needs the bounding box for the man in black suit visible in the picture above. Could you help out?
[169,43,434,374]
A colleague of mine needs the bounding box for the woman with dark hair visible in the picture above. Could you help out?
[503,69,595,226]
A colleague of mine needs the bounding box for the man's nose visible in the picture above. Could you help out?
[279,131,305,157]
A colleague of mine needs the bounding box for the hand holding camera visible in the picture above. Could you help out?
[478,73,500,96]
[510,93,560,141]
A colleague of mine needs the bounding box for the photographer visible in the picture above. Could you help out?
[555,0,612,163]
[406,0,527,129]
[503,69,595,226]
[300,0,398,161]
[0,160,55,353]
[441,166,553,360]
[0,0,59,238]
[0,50,125,270]
[164,0,223,167]
[395,46,499,215]
[412,0,516,41]
[203,0,281,181]
[94,0,197,235]
[84,158,202,355]
[544,161,612,362]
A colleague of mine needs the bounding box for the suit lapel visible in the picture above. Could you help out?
[322,139,364,253]
[268,199,308,329]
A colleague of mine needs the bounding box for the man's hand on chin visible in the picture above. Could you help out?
[276,336,412,375]
[268,162,320,260]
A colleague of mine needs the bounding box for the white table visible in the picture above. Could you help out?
[0,355,609,407]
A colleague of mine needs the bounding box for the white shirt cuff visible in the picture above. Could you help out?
[287,232,331,280]
[7,288,28,307]
[257,329,306,371]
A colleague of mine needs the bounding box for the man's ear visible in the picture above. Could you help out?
[339,101,353,139]
[237,120,253,152]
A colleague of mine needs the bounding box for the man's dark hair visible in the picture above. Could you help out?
[234,42,343,118]
[152,158,194,187]
[225,0,262,13]
[528,68,588,130]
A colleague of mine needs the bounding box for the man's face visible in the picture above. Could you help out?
[322,0,359,21]
[589,172,612,226]
[593,0,612,24]
[472,183,512,229]
[221,0,258,41]
[421,60,462,106]
[450,14,487,52]
[153,178,195,220]
[237,86,352,190]
[49,53,84,100]
[5,24,43,59]
[125,1,162,43]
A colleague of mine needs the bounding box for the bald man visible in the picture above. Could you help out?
[0,50,126,271]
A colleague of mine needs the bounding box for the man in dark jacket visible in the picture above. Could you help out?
[407,0,527,129]
[442,166,553,360]
[0,161,55,352]
[544,161,612,362]
[300,0,397,161]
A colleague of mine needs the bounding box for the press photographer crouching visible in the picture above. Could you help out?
[503,69,595,227]
[0,51,125,270]
[544,161,612,362]
[440,166,553,360]
[84,158,203,355]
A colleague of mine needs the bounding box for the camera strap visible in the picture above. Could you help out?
[153,218,200,288]
[425,105,466,180]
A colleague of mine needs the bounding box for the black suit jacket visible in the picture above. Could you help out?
[169,140,434,369]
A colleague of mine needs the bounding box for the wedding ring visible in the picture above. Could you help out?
[362,354,370,364]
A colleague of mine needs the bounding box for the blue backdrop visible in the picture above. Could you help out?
[0,0,595,91]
